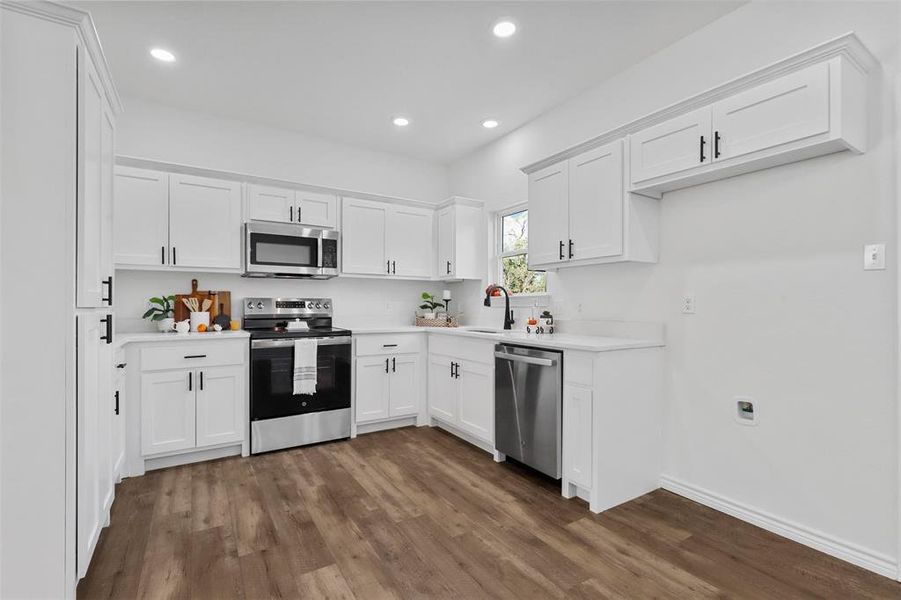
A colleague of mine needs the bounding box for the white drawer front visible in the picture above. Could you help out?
[140,341,245,372]
[355,333,422,356]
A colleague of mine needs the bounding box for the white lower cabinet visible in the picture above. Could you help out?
[456,359,494,443]
[428,354,457,422]
[195,365,246,447]
[355,355,391,422]
[563,384,592,490]
[388,354,420,416]
[141,369,197,455]
[354,334,424,427]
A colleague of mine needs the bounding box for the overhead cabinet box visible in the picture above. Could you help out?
[341,197,433,278]
[247,183,337,228]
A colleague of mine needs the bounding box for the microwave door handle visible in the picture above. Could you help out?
[317,235,324,269]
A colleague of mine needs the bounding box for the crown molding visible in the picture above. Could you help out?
[521,32,877,174]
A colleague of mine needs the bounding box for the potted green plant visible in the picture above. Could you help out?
[419,292,444,319]
[142,295,176,332]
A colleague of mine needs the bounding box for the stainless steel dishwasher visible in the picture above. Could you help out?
[494,344,562,479]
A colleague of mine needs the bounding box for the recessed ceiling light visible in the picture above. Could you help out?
[392,116,410,127]
[150,48,176,62]
[492,20,516,38]
[482,119,499,129]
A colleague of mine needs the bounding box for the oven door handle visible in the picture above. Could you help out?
[251,337,352,349]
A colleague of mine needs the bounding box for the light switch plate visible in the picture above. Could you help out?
[864,243,886,270]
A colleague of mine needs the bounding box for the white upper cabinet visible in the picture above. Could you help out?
[711,62,830,162]
[568,141,625,261]
[629,107,712,185]
[296,190,337,228]
[248,184,294,223]
[436,201,484,280]
[388,205,433,278]
[114,167,169,267]
[342,197,389,275]
[169,174,243,269]
[528,161,569,267]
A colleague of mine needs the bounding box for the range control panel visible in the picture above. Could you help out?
[243,297,332,317]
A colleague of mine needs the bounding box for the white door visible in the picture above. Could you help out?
[169,174,243,269]
[111,359,126,479]
[388,205,433,277]
[563,385,592,489]
[96,322,114,518]
[296,190,337,228]
[342,198,388,275]
[568,141,624,261]
[114,167,169,267]
[355,356,389,422]
[629,106,712,184]
[195,365,245,448]
[436,206,455,278]
[76,54,104,307]
[248,184,294,224]
[456,359,494,444]
[528,161,569,267]
[141,369,196,455]
[388,354,419,417]
[428,354,457,422]
[712,62,830,162]
[99,105,115,301]
[76,316,102,577]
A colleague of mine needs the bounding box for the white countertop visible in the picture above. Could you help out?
[347,325,664,353]
[116,330,250,347]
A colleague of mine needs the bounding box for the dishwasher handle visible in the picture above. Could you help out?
[494,351,556,367]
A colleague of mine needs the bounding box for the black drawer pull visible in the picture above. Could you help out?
[114,390,120,415]
[382,344,398,348]
[188,371,192,391]
[184,354,207,359]
[700,135,706,162]
[116,362,127,369]
[200,371,204,391]
[102,275,113,305]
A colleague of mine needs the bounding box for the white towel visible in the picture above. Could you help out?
[293,338,318,396]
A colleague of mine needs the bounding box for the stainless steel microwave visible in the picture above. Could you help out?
[244,221,339,279]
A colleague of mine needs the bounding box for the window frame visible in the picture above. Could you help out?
[495,203,547,297]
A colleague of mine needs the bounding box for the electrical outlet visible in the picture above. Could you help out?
[681,295,696,314]
[864,243,886,270]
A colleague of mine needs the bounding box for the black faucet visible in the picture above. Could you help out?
[484,284,515,330]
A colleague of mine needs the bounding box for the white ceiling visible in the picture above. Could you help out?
[72,1,742,164]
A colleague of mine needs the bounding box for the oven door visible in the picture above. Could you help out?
[250,337,351,422]
[245,221,323,276]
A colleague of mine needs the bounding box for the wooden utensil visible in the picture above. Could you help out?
[174,279,213,322]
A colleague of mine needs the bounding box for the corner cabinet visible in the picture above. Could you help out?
[341,197,433,278]
[114,167,243,271]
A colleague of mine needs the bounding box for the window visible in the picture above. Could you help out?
[498,207,546,294]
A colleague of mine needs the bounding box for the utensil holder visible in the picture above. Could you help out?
[190,311,210,332]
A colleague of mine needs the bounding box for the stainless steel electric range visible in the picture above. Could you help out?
[244,297,352,454]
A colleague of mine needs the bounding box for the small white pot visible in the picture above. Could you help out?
[422,312,436,320]
[156,317,175,333]
[190,311,210,332]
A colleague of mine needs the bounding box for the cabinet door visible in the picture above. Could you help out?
[563,385,592,490]
[112,361,126,479]
[99,105,115,297]
[248,184,293,224]
[457,359,494,444]
[712,62,830,162]
[297,190,337,228]
[169,174,243,269]
[355,356,390,422]
[388,354,419,417]
[436,206,455,278]
[528,161,569,267]
[114,167,169,267]
[428,354,457,422]
[342,198,388,275]
[76,315,104,577]
[568,141,624,261]
[195,365,245,448]
[141,369,196,455]
[76,55,105,307]
[629,106,712,184]
[388,205,433,278]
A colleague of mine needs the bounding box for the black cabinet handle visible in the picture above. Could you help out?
[184,354,207,359]
[714,131,721,158]
[172,247,177,265]
[200,371,204,391]
[385,358,389,373]
[392,260,396,274]
[446,260,451,275]
[114,390,120,415]
[387,260,391,274]
[100,316,112,344]
[290,206,294,222]
[450,361,454,378]
[161,245,166,265]
[559,240,564,260]
[188,371,192,391]
[454,362,460,378]
[700,135,706,162]
[392,357,396,372]
[568,239,574,259]
[102,275,113,305]
[382,344,398,348]
[298,206,301,223]
[116,362,127,369]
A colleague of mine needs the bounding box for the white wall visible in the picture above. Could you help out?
[448,1,899,573]
[117,96,450,203]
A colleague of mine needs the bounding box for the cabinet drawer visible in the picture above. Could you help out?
[564,351,594,386]
[355,333,422,356]
[140,341,245,372]
[428,334,494,365]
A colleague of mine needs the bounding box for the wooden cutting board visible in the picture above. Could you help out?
[174,279,232,323]
[174,279,210,323]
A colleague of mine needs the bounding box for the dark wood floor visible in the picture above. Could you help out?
[78,426,900,599]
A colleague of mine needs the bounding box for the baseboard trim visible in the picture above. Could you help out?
[660,475,897,580]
